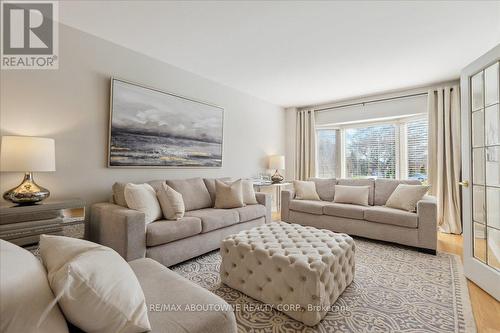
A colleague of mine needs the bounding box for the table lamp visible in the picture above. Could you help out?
[269,155,285,183]
[1,136,56,204]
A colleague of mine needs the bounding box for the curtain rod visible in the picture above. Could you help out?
[314,92,428,113]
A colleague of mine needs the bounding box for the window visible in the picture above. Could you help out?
[317,129,337,178]
[345,124,396,179]
[316,116,428,180]
[407,119,428,181]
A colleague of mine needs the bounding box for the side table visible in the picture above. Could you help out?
[0,198,86,250]
[253,181,292,213]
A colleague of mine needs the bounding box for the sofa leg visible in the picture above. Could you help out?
[418,247,436,255]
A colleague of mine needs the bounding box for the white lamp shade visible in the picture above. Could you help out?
[0,136,56,172]
[269,155,285,170]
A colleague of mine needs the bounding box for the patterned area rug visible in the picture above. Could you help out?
[172,237,476,333]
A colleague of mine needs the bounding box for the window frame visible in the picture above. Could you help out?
[315,114,427,180]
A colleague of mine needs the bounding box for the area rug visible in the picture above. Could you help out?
[172,237,476,333]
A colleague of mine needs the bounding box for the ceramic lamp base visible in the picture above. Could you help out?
[3,172,50,205]
[271,170,284,184]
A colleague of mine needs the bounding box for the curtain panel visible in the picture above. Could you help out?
[428,85,462,234]
[296,109,317,180]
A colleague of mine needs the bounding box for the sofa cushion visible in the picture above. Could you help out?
[323,203,367,220]
[289,199,330,215]
[167,178,212,211]
[308,178,336,201]
[0,240,69,333]
[214,179,245,209]
[146,217,202,247]
[185,208,240,233]
[236,205,266,222]
[39,235,151,333]
[374,179,421,206]
[112,182,128,207]
[203,178,232,206]
[337,178,375,205]
[129,258,237,333]
[364,206,418,228]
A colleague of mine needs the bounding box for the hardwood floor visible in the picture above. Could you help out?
[437,233,500,333]
[273,213,499,332]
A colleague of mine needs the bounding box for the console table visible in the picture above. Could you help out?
[253,181,292,213]
[0,198,86,248]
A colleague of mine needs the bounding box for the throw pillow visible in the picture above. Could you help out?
[293,180,321,201]
[215,179,245,209]
[112,182,127,207]
[157,183,185,220]
[334,185,370,206]
[39,235,151,333]
[242,180,258,205]
[385,184,429,212]
[124,183,162,223]
[0,240,68,333]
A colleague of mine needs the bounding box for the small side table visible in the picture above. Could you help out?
[0,198,86,249]
[253,181,292,213]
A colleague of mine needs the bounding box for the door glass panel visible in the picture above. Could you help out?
[472,71,484,111]
[487,227,500,271]
[474,222,487,262]
[486,187,500,229]
[485,62,499,106]
[473,148,485,185]
[473,186,486,223]
[486,146,500,186]
[472,110,484,147]
[485,104,500,145]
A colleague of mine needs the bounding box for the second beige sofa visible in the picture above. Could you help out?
[281,178,437,253]
[91,177,272,267]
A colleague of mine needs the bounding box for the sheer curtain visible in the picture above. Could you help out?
[296,109,317,180]
[428,85,462,234]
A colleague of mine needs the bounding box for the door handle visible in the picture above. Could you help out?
[458,180,470,188]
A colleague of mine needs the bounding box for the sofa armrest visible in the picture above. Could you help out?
[416,195,437,251]
[90,202,147,261]
[255,192,272,223]
[281,189,295,222]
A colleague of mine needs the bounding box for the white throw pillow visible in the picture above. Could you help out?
[242,180,258,205]
[0,240,68,333]
[215,179,245,209]
[124,183,162,223]
[39,235,151,333]
[157,183,185,220]
[385,184,429,212]
[293,180,321,201]
[334,185,370,206]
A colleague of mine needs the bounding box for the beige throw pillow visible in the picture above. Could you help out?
[0,240,68,333]
[39,235,151,333]
[215,179,245,209]
[334,185,370,206]
[124,183,162,223]
[242,180,258,205]
[157,183,185,220]
[293,180,321,201]
[385,184,429,212]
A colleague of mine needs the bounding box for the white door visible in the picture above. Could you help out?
[460,45,500,301]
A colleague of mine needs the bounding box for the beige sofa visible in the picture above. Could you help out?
[91,177,272,267]
[0,239,236,333]
[281,178,437,253]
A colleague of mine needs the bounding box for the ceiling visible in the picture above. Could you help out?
[59,1,500,107]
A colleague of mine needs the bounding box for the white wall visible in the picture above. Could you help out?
[0,24,285,207]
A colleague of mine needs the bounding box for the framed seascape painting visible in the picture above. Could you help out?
[108,78,224,168]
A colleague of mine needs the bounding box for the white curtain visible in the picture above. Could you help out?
[428,85,462,234]
[296,109,316,180]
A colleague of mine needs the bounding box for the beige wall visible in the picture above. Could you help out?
[0,24,285,207]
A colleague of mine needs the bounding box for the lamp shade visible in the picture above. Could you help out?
[269,155,285,170]
[0,136,56,172]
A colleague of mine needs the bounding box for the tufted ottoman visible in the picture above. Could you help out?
[220,222,355,326]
